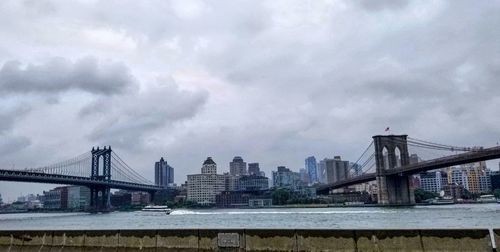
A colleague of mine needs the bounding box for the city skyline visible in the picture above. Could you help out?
[2,1,500,202]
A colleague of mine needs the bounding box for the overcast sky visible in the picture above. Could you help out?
[1,0,500,202]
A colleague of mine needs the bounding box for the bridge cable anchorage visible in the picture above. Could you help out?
[110,152,153,185]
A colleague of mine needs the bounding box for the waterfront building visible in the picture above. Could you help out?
[43,187,68,209]
[229,156,247,176]
[419,171,443,193]
[491,172,500,190]
[325,156,349,184]
[67,186,90,210]
[443,183,465,200]
[223,173,240,191]
[479,169,492,193]
[248,198,273,207]
[154,157,174,188]
[305,156,318,184]
[272,166,302,190]
[131,192,150,205]
[215,191,251,208]
[248,163,260,175]
[187,157,225,205]
[449,168,469,190]
[238,175,269,191]
[110,191,132,207]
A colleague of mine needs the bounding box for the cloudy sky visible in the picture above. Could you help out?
[1,0,500,201]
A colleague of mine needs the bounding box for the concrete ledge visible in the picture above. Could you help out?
[21,231,52,252]
[118,229,156,252]
[297,229,356,252]
[420,229,492,252]
[0,229,495,251]
[157,229,199,252]
[85,230,118,252]
[245,229,296,251]
[52,230,86,252]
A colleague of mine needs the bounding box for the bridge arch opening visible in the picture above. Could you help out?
[98,155,105,177]
[382,147,389,170]
[395,146,402,168]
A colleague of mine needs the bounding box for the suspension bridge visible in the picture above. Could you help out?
[317,135,500,205]
[0,146,161,211]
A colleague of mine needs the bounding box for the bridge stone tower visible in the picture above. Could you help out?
[90,146,112,212]
[373,135,415,205]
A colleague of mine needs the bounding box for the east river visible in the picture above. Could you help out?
[1,204,499,230]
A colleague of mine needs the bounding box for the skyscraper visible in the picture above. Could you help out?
[325,156,349,184]
[154,157,174,188]
[187,157,225,204]
[248,163,260,175]
[305,156,318,184]
[230,156,247,176]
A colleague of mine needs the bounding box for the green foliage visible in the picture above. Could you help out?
[494,189,500,199]
[414,188,439,203]
[272,189,291,205]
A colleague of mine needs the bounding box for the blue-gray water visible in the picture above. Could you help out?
[1,204,500,230]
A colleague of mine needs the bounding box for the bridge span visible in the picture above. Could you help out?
[0,146,161,211]
[317,137,500,204]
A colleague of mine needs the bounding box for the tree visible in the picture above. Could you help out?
[414,188,438,203]
[494,189,500,199]
[272,189,290,205]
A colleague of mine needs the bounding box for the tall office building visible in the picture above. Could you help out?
[155,157,174,188]
[317,159,327,184]
[325,156,349,184]
[187,157,225,205]
[272,166,302,190]
[248,163,260,175]
[305,156,318,184]
[230,156,247,176]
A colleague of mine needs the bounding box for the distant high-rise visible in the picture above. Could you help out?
[154,157,174,188]
[230,156,247,176]
[305,156,318,183]
[187,157,225,204]
[317,159,327,184]
[325,156,349,184]
[248,163,260,175]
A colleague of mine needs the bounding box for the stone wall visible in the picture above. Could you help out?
[0,229,496,251]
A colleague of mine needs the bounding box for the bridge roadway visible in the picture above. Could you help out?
[317,145,500,194]
[0,169,161,192]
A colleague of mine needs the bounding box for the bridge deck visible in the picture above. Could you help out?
[0,169,161,192]
[317,146,500,194]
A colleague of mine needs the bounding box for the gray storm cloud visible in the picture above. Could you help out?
[0,57,134,95]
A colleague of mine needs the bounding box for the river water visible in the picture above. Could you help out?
[1,204,499,230]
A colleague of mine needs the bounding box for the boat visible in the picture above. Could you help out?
[430,196,455,205]
[141,205,172,215]
[477,195,496,203]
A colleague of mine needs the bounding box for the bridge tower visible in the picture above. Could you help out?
[90,146,112,212]
[373,135,415,205]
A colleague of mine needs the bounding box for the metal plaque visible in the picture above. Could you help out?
[218,233,240,247]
